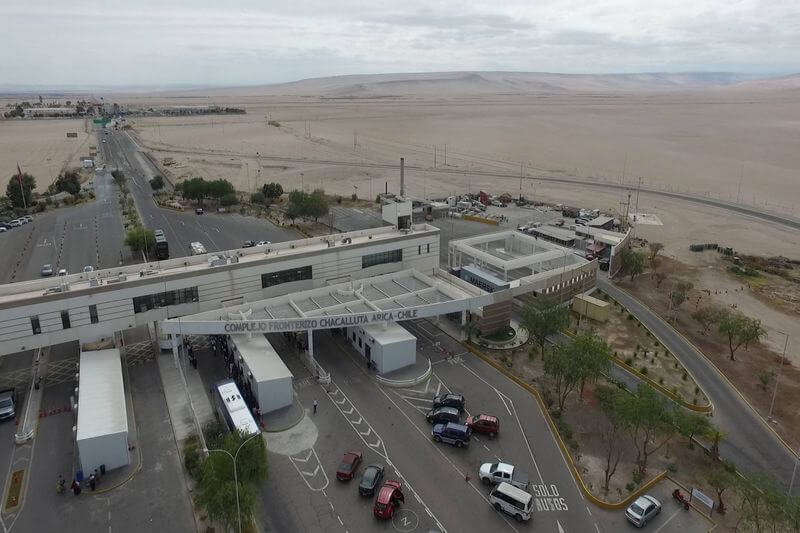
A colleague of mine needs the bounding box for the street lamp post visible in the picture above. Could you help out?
[767,331,790,422]
[204,431,261,533]
[789,448,800,498]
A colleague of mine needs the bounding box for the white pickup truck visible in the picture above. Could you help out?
[479,462,530,491]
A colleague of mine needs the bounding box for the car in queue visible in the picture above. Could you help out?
[336,450,363,481]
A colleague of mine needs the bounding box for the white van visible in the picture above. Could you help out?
[489,482,533,522]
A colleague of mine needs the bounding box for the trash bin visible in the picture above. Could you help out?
[100,464,106,475]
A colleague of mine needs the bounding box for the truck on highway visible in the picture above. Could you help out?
[479,462,530,491]
[0,388,16,422]
[154,230,169,260]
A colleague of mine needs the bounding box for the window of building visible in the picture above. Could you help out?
[358,337,362,348]
[89,305,99,324]
[362,249,402,269]
[261,265,312,288]
[427,244,430,253]
[30,316,41,335]
[418,245,421,255]
[132,286,199,313]
[61,310,71,329]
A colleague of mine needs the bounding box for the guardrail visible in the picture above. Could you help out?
[375,358,432,388]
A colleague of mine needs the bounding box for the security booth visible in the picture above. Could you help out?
[228,334,293,414]
[76,348,130,476]
[346,322,416,374]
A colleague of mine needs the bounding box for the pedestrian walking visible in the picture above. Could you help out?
[89,473,96,491]
[71,479,81,496]
[313,399,318,414]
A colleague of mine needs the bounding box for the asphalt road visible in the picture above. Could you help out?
[599,279,797,488]
[0,168,128,283]
[99,129,298,258]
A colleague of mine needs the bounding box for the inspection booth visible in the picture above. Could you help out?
[76,348,130,475]
[229,334,293,414]
[346,322,416,374]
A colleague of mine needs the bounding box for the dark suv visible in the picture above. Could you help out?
[432,422,471,448]
[432,393,465,412]
[426,406,460,425]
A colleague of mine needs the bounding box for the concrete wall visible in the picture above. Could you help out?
[255,376,293,413]
[77,430,130,474]
[346,325,416,374]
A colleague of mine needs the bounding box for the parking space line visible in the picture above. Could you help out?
[653,508,683,533]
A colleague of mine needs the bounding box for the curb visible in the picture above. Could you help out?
[262,401,306,433]
[461,340,667,510]
[604,284,799,460]
[611,358,712,413]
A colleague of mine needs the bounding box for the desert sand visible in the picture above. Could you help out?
[0,118,91,192]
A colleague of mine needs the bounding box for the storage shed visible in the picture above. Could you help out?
[346,322,416,374]
[572,294,610,323]
[229,334,293,414]
[76,349,130,475]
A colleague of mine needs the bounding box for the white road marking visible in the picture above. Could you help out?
[653,508,683,533]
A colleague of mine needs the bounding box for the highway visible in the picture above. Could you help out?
[98,128,299,259]
[599,279,798,487]
[0,166,128,283]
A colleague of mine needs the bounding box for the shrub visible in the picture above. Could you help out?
[351,193,358,201]
[627,314,634,320]
[625,357,633,365]
[183,436,203,480]
[636,344,641,350]
[682,372,688,381]
[694,386,700,395]
[640,367,648,375]
[672,386,678,395]
[650,358,655,364]
[674,362,679,369]
[658,377,664,385]
[667,463,678,473]
[632,469,645,485]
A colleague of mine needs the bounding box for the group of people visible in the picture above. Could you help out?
[57,468,102,496]
[211,334,262,420]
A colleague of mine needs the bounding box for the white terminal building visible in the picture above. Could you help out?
[0,223,598,421]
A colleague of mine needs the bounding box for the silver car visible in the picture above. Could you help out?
[625,495,661,527]
[41,264,53,276]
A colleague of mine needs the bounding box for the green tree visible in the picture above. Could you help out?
[675,411,712,449]
[149,175,165,191]
[262,182,283,201]
[691,305,721,335]
[668,281,694,316]
[620,384,675,473]
[6,172,36,208]
[627,251,645,281]
[125,226,155,254]
[717,310,766,361]
[305,188,329,222]
[111,170,126,189]
[250,191,266,205]
[652,271,666,289]
[207,179,235,201]
[220,193,238,207]
[521,300,570,357]
[595,385,628,492]
[570,331,612,399]
[463,320,480,342]
[54,170,81,195]
[707,463,736,514]
[543,343,581,412]
[194,430,267,531]
[648,242,664,261]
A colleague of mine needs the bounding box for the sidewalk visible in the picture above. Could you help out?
[156,351,213,442]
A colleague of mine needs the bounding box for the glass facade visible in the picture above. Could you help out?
[362,249,402,269]
[133,287,199,313]
[261,265,312,288]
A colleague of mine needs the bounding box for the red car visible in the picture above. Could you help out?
[373,480,404,519]
[336,451,363,481]
[466,414,500,438]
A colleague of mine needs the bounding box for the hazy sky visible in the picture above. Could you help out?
[2,0,797,87]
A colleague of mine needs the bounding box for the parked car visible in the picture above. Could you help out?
[83,265,94,273]
[57,268,68,276]
[17,217,28,224]
[0,227,7,233]
[465,414,500,438]
[21,215,32,223]
[41,264,53,277]
[489,482,533,522]
[432,393,465,412]
[195,207,204,215]
[625,495,661,527]
[242,240,255,248]
[256,240,271,246]
[373,480,404,519]
[8,219,21,227]
[426,406,460,425]
[479,462,529,490]
[336,450,362,481]
[358,464,385,496]
[0,388,15,421]
[432,422,471,448]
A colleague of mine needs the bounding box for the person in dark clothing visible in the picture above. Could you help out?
[89,473,96,491]
[71,479,81,495]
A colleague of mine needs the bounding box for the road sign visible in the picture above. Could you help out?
[691,487,715,516]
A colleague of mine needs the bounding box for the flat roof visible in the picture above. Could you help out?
[230,334,293,381]
[361,322,417,344]
[0,224,439,306]
[529,226,576,242]
[77,349,128,440]
[588,216,615,227]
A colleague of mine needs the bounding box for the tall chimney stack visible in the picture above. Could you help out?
[399,158,405,197]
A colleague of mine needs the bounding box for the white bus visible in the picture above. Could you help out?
[212,379,259,437]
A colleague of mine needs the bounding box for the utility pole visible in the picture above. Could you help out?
[444,144,447,166]
[353,131,357,150]
[433,146,437,168]
[634,176,643,216]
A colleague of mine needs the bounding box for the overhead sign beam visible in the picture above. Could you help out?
[161,295,495,335]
